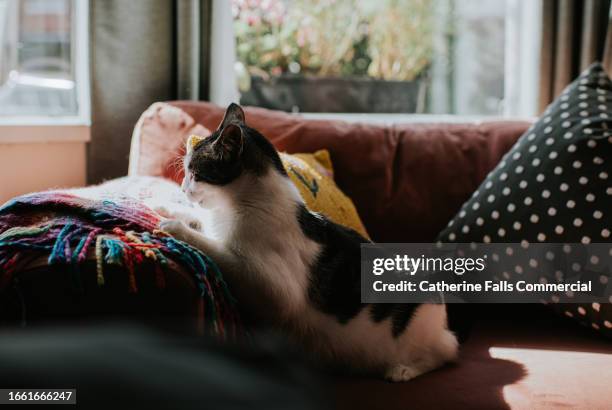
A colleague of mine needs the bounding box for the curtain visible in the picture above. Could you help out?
[538,0,612,113]
[88,0,213,184]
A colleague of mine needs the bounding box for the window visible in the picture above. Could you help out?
[229,0,541,118]
[0,0,89,130]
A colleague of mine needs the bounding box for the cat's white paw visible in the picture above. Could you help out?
[185,218,202,231]
[384,364,421,382]
[159,219,189,239]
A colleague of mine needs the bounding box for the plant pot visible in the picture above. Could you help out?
[240,75,427,113]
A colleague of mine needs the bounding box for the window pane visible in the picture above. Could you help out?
[0,0,76,117]
[231,0,515,115]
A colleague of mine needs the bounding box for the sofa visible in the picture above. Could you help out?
[2,101,610,409]
[129,101,611,409]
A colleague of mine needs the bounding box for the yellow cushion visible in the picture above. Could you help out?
[280,150,370,239]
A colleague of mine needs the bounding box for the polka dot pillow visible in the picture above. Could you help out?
[437,63,611,337]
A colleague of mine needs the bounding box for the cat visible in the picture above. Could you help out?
[159,103,459,381]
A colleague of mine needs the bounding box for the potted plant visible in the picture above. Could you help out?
[232,0,434,113]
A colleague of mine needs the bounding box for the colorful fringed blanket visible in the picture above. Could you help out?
[0,191,241,339]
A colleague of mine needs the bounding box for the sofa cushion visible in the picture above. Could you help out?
[437,63,612,337]
[131,101,530,242]
[335,313,612,410]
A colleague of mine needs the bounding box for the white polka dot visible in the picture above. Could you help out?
[524,197,533,205]
[605,321,612,329]
[531,158,540,167]
[487,194,495,203]
[572,263,582,272]
[586,193,595,202]
[555,225,564,234]
[545,137,554,145]
[562,121,571,128]
[578,306,586,315]
[593,156,604,165]
[498,228,506,237]
[592,302,601,312]
[542,190,551,199]
[579,176,588,185]
[515,265,523,274]
[459,210,466,218]
[565,311,574,318]
[476,217,484,226]
[590,255,599,265]
[549,152,558,160]
[560,183,569,192]
[491,211,500,220]
[462,225,470,234]
[506,247,513,256]
[485,181,493,189]
[483,235,491,243]
[548,207,557,216]
[519,180,528,189]
[512,152,521,160]
[567,144,577,153]
[553,166,562,175]
[572,160,582,169]
[566,200,576,209]
[563,131,573,139]
[527,133,536,141]
[581,236,591,244]
[513,221,522,230]
[520,240,529,249]
[537,233,546,242]
[536,174,545,182]
[529,145,538,153]
[472,202,480,210]
[582,119,591,125]
[599,172,608,180]
[515,165,524,174]
[530,214,539,223]
[593,210,603,219]
[448,233,456,241]
[500,172,508,181]
[587,139,597,148]
[545,251,554,261]
[574,218,583,227]
[602,229,611,239]
[502,187,511,196]
[507,203,516,212]
[601,275,609,285]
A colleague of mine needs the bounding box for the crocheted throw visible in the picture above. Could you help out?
[0,191,241,339]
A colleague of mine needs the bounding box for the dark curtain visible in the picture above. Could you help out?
[539,0,612,113]
[88,0,212,184]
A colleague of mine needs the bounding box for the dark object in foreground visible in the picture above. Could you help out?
[0,324,327,410]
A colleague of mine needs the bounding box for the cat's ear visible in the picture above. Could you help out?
[186,134,205,153]
[215,123,243,159]
[217,103,245,130]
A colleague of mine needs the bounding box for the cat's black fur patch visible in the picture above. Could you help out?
[297,205,419,338]
[189,124,286,185]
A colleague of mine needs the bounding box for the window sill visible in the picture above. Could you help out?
[0,118,90,144]
[299,113,537,125]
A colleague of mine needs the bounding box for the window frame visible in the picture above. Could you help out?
[218,0,542,123]
[0,0,90,143]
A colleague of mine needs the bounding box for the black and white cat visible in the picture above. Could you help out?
[159,103,458,381]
